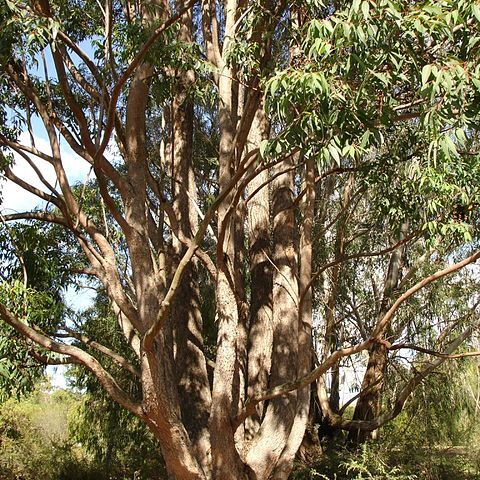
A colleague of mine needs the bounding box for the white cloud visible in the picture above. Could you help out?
[1,132,92,214]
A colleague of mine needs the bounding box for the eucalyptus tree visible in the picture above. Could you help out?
[267,0,480,445]
[1,1,480,479]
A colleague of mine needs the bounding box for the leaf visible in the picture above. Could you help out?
[422,64,432,85]
[328,143,341,165]
[472,4,480,22]
[351,0,361,13]
[361,1,370,20]
[259,139,269,159]
[455,128,466,146]
[372,71,389,86]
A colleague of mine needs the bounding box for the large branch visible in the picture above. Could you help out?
[233,248,480,429]
[62,327,141,377]
[233,338,373,429]
[95,0,198,163]
[142,146,259,350]
[0,135,55,164]
[7,146,60,198]
[321,325,476,432]
[0,302,144,418]
[1,212,68,226]
[28,348,79,366]
[373,248,480,338]
[4,163,138,328]
[4,167,63,209]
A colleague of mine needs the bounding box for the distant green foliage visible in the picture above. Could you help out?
[294,358,480,480]
[69,394,167,480]
[0,384,102,480]
[0,281,63,400]
[66,293,166,480]
[0,383,166,480]
[0,221,80,400]
[291,443,419,480]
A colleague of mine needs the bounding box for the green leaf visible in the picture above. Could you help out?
[259,139,269,159]
[351,0,361,13]
[472,4,480,22]
[422,64,432,85]
[361,1,370,20]
[328,143,341,165]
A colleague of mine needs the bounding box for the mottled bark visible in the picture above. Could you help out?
[271,158,315,480]
[169,4,212,474]
[209,5,248,474]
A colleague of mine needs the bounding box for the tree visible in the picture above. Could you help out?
[1,0,480,479]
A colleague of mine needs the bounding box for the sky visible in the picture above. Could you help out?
[1,131,92,214]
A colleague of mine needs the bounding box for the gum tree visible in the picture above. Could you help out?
[1,1,480,479]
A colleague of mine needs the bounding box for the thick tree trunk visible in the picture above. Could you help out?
[142,341,206,480]
[245,107,273,440]
[271,158,315,480]
[245,155,299,479]
[169,5,212,474]
[170,92,212,477]
[209,33,248,476]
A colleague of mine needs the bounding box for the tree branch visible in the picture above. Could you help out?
[373,249,480,338]
[95,0,198,163]
[142,145,259,350]
[233,249,480,429]
[62,327,141,377]
[0,302,144,418]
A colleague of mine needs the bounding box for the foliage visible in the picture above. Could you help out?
[0,220,80,400]
[0,281,63,400]
[66,293,166,480]
[0,381,166,480]
[0,0,480,478]
[0,384,103,480]
[294,358,480,480]
[264,0,480,242]
[69,394,167,480]
[291,443,418,480]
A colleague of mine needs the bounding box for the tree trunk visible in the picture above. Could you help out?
[245,154,299,480]
[142,342,206,480]
[348,222,408,444]
[271,157,315,480]
[245,106,273,440]
[209,22,248,475]
[169,4,212,474]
